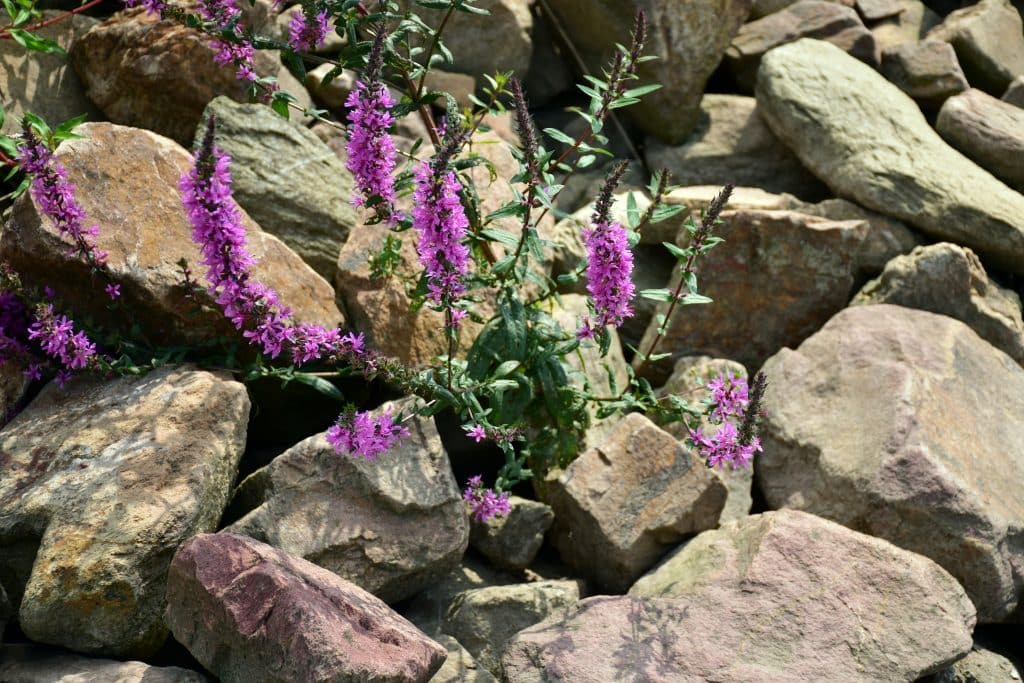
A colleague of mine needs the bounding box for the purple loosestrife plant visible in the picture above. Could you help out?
[687,371,767,470]
[326,406,409,460]
[463,475,511,522]
[288,6,330,52]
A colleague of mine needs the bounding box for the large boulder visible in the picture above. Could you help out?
[0,367,249,657]
[926,0,1024,96]
[1,122,342,349]
[936,88,1024,193]
[0,644,209,682]
[165,532,447,683]
[756,39,1024,274]
[758,304,1024,621]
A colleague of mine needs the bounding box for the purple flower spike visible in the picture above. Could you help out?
[707,372,749,422]
[688,423,761,470]
[326,407,409,460]
[463,476,512,522]
[412,160,471,312]
[288,8,330,52]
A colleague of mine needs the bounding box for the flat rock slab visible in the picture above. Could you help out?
[756,38,1024,273]
[936,88,1024,193]
[0,644,209,682]
[165,532,446,683]
[759,304,1024,621]
[0,367,249,657]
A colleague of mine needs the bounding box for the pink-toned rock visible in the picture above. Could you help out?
[165,532,447,683]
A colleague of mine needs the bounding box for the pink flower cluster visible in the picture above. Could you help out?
[326,407,409,460]
[27,304,97,372]
[577,218,635,339]
[345,80,399,216]
[121,0,167,14]
[412,161,471,320]
[288,8,330,52]
[706,371,749,421]
[463,475,511,522]
[687,372,762,470]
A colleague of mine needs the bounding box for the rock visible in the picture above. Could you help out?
[165,532,447,683]
[756,39,1024,274]
[852,243,1024,365]
[1004,75,1024,107]
[1,122,342,349]
[0,12,101,137]
[626,510,975,680]
[0,362,30,428]
[644,95,829,202]
[936,88,1024,192]
[0,644,209,682]
[469,496,553,571]
[540,412,726,592]
[423,71,477,110]
[750,0,855,19]
[428,635,497,683]
[926,0,1024,96]
[632,209,913,379]
[441,580,580,676]
[758,304,1024,621]
[226,398,468,604]
[196,97,357,280]
[542,0,750,144]
[523,9,574,105]
[0,580,9,641]
[398,560,519,637]
[727,0,879,92]
[929,645,1022,682]
[305,63,357,110]
[0,367,249,657]
[881,39,970,111]
[856,0,906,20]
[871,0,943,52]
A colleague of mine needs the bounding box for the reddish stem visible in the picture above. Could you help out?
[0,0,104,38]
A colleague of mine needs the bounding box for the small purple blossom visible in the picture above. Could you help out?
[707,372,749,422]
[688,422,762,470]
[23,363,42,381]
[26,303,97,371]
[105,283,121,300]
[412,160,471,314]
[466,424,487,442]
[121,0,167,14]
[326,407,409,460]
[463,476,511,522]
[287,8,329,52]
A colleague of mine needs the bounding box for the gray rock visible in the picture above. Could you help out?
[756,39,1024,274]
[881,39,970,110]
[856,0,907,20]
[0,367,249,657]
[650,185,804,245]
[428,635,497,683]
[852,242,1024,365]
[0,644,209,682]
[196,97,357,280]
[871,0,943,52]
[0,361,30,429]
[759,304,1024,621]
[1004,75,1024,107]
[750,0,856,18]
[469,496,553,571]
[929,645,1022,682]
[926,0,1024,95]
[305,63,356,109]
[523,10,574,106]
[936,88,1024,192]
[399,560,519,637]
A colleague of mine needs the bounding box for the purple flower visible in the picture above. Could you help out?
[105,283,121,300]
[26,303,97,371]
[412,160,471,311]
[345,82,399,213]
[707,372,749,422]
[465,424,487,442]
[121,0,166,14]
[23,363,42,381]
[326,407,409,460]
[688,422,761,470]
[577,218,635,338]
[463,476,511,522]
[287,8,329,52]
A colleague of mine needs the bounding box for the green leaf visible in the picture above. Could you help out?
[485,201,526,222]
[681,293,713,305]
[543,127,575,146]
[480,228,520,247]
[639,288,675,303]
[626,192,640,229]
[9,29,65,55]
[662,241,689,262]
[622,83,662,98]
[493,360,521,377]
[650,204,685,223]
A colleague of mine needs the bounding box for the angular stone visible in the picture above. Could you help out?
[929,645,1022,682]
[852,243,1024,365]
[540,413,726,592]
[936,88,1024,192]
[428,635,497,683]
[871,0,943,52]
[750,0,855,19]
[644,95,828,203]
[165,532,446,683]
[0,367,249,657]
[542,0,750,144]
[0,361,30,429]
[856,0,906,20]
[759,304,1024,621]
[399,560,519,638]
[306,63,356,110]
[881,39,970,110]
[469,496,553,571]
[756,39,1024,273]
[1004,74,1024,107]
[197,97,357,280]
[927,0,1024,96]
[442,580,580,676]
[0,644,209,682]
[226,399,468,604]
[1,122,342,349]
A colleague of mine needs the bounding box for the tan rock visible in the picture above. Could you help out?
[927,0,1024,96]
[881,39,970,111]
[0,644,209,682]
[870,0,941,52]
[936,88,1024,193]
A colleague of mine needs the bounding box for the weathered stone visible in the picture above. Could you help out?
[1,122,342,349]
[759,304,1024,621]
[428,635,497,683]
[728,0,878,92]
[871,0,943,52]
[756,39,1024,273]
[226,398,468,604]
[542,0,750,144]
[0,361,30,429]
[926,0,1024,96]
[881,39,970,110]
[0,12,101,137]
[442,580,580,676]
[852,243,1024,365]
[0,367,249,657]
[165,532,446,683]
[0,644,209,682]
[750,0,854,19]
[936,88,1024,192]
[423,71,477,110]
[197,97,357,280]
[1004,74,1024,107]
[469,496,553,571]
[305,63,356,110]
[399,560,519,637]
[644,95,828,202]
[540,412,726,592]
[856,0,906,20]
[523,9,574,106]
[929,645,1022,682]
[626,510,975,681]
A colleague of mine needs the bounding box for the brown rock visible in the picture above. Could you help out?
[469,495,553,571]
[0,644,209,682]
[881,39,970,110]
[926,0,1024,96]
[428,635,497,683]
[936,88,1024,192]
[871,0,943,52]
[1004,74,1024,107]
[856,0,906,20]
[749,0,855,19]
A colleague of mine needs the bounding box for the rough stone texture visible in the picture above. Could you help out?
[0,362,30,429]
[542,0,750,144]
[929,646,1023,682]
[539,412,726,592]
[0,367,249,657]
[523,10,574,106]
[469,495,553,571]
[0,12,101,137]
[0,122,342,349]
[644,95,828,202]
[306,63,356,110]
[399,560,519,638]
[0,644,209,682]
[881,39,970,110]
[936,88,1024,193]
[852,243,1024,365]
[226,399,467,604]
[441,581,581,676]
[624,510,975,681]
[727,0,878,92]
[926,0,1024,96]
[857,0,906,20]
[756,39,1024,274]
[1004,74,1024,107]
[750,0,854,18]
[871,0,943,52]
[165,533,446,683]
[632,209,914,379]
[197,97,357,280]
[649,185,803,245]
[428,635,497,683]
[758,304,1024,621]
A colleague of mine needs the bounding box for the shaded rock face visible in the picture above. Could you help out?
[852,243,1024,366]
[758,305,1024,621]
[0,367,249,658]
[870,0,943,52]
[1004,75,1024,107]
[541,413,726,593]
[0,362,30,429]
[881,39,970,111]
[756,39,1024,274]
[936,88,1024,193]
[926,0,1024,96]
[165,533,447,683]
[542,0,751,144]
[226,399,468,604]
[428,635,497,683]
[0,644,210,682]
[469,495,554,571]
[0,122,342,349]
[928,645,1022,682]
